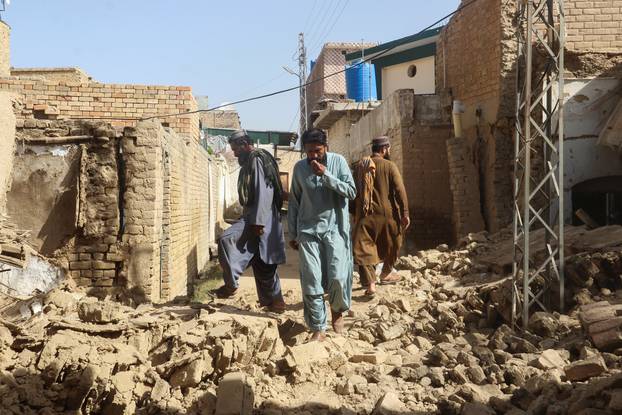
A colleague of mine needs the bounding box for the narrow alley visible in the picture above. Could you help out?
[1,1,622,414]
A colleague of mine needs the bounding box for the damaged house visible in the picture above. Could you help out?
[317,0,622,249]
[0,20,230,303]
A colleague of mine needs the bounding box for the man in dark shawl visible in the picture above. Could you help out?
[216,130,286,312]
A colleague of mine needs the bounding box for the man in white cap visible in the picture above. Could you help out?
[352,136,410,296]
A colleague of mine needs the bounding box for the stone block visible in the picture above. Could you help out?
[285,342,329,368]
[92,261,115,270]
[372,392,406,415]
[564,355,607,381]
[70,261,91,270]
[533,349,568,370]
[215,372,253,415]
[350,349,388,365]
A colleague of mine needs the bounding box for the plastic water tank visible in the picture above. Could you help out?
[345,62,377,102]
[310,60,316,72]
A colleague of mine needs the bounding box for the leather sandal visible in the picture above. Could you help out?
[379,273,402,285]
[267,299,286,313]
[214,285,238,299]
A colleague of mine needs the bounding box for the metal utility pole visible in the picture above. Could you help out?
[298,32,308,139]
[512,0,565,329]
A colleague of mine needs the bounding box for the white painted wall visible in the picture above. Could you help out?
[553,78,622,222]
[381,56,435,98]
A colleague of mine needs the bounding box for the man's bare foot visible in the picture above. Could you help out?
[310,331,326,342]
[332,311,345,334]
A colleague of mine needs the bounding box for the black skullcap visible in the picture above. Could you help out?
[301,128,327,145]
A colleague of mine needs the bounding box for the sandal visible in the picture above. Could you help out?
[214,285,238,299]
[267,299,286,313]
[379,273,402,285]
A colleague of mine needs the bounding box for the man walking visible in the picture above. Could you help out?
[216,130,286,313]
[288,128,356,341]
[352,136,409,296]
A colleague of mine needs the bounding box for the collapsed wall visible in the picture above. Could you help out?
[435,0,516,235]
[5,119,226,302]
[436,0,622,235]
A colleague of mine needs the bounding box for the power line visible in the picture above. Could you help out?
[70,0,476,123]
[308,0,350,59]
[305,0,341,51]
[292,0,321,61]
[302,0,320,36]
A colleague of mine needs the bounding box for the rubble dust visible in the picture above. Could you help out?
[1,226,622,414]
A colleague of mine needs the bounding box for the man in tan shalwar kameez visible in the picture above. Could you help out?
[352,136,410,296]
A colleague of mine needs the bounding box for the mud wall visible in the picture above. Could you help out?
[0,91,16,213]
[0,21,9,77]
[6,120,226,302]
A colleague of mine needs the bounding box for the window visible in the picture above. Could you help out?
[407,64,417,78]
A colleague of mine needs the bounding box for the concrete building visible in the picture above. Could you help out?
[325,0,622,248]
[345,27,441,100]
[305,42,376,125]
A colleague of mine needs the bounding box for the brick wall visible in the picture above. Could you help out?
[446,137,486,240]
[327,89,454,248]
[565,0,622,52]
[7,119,225,302]
[0,77,199,141]
[405,122,454,248]
[0,21,9,77]
[306,42,375,120]
[436,0,516,234]
[122,122,165,301]
[162,125,214,299]
[0,91,15,213]
[11,67,92,83]
[200,110,241,130]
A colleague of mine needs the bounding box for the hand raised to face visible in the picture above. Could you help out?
[310,159,325,176]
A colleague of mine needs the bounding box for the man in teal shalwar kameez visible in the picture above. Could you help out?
[288,128,356,341]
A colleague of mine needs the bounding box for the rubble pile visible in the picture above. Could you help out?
[0,287,283,414]
[1,227,622,414]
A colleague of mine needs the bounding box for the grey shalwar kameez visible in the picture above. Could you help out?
[218,157,286,306]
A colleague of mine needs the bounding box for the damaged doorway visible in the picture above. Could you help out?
[572,176,622,226]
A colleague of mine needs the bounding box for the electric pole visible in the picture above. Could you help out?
[512,0,565,329]
[298,32,308,140]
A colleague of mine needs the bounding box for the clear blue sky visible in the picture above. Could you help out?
[3,0,459,131]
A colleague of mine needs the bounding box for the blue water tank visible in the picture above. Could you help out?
[345,61,377,102]
[310,60,316,72]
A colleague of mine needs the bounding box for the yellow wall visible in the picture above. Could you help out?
[381,56,435,98]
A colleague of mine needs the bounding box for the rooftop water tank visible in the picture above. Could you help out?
[345,61,377,102]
